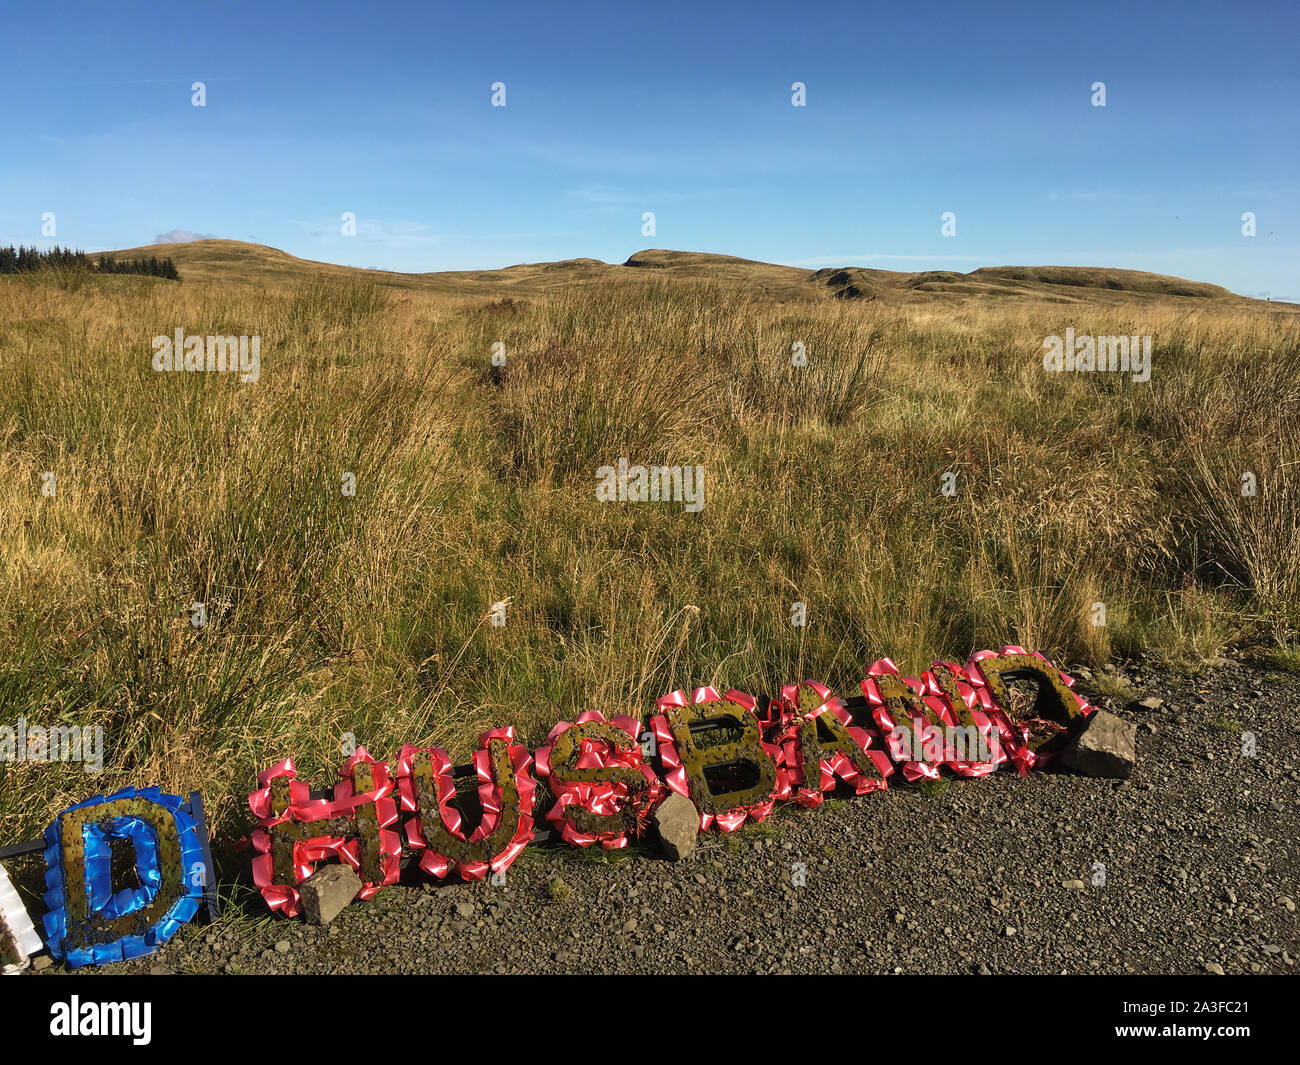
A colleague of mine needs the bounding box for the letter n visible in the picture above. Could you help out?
[921,662,1006,776]
[861,659,954,782]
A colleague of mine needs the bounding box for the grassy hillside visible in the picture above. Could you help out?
[1,245,1298,842]
[102,238,1265,305]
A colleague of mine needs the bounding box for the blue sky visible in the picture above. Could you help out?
[3,0,1296,297]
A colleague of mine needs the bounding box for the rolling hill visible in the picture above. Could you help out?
[96,239,1273,307]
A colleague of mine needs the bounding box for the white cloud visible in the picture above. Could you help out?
[784,252,991,267]
[154,229,216,243]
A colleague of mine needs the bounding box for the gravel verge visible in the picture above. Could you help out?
[46,655,1298,976]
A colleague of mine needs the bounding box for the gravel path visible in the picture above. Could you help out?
[56,655,1299,976]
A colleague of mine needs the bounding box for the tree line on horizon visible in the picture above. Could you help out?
[0,244,181,280]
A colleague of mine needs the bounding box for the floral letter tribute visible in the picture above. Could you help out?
[239,647,1095,916]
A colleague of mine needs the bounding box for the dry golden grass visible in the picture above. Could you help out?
[1,247,1297,841]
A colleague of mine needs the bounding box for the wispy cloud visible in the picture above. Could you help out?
[564,186,719,209]
[566,186,637,207]
[784,252,992,268]
[154,229,216,244]
[290,217,443,247]
[1047,185,1294,203]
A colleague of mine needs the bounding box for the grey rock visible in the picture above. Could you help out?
[300,863,363,926]
[654,793,701,861]
[1062,709,1138,778]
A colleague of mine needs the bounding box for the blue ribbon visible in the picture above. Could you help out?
[42,786,207,967]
